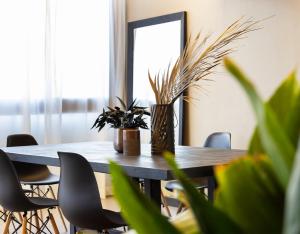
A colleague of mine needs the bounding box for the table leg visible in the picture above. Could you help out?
[207,176,215,201]
[143,179,161,206]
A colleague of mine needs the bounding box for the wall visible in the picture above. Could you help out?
[127,0,300,148]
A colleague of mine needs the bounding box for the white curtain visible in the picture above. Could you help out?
[109,0,127,105]
[0,0,123,145]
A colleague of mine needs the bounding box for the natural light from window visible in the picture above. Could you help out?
[0,0,109,101]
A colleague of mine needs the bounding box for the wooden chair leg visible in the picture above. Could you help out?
[3,212,12,234]
[17,212,23,222]
[49,185,68,232]
[21,214,28,234]
[161,192,171,217]
[49,212,59,234]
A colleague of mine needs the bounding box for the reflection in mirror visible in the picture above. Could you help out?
[127,12,186,145]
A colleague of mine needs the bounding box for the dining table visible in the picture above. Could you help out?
[2,141,246,234]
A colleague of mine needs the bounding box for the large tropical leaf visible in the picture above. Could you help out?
[214,156,284,234]
[164,153,242,234]
[284,88,300,147]
[109,161,181,234]
[122,208,200,234]
[283,139,300,234]
[249,72,300,153]
[224,58,295,189]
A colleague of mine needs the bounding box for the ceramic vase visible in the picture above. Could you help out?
[123,128,141,156]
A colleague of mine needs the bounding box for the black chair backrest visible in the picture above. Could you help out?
[0,150,33,212]
[58,152,108,229]
[203,132,231,149]
[7,134,51,179]
[7,134,38,147]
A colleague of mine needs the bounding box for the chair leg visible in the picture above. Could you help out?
[2,209,7,222]
[29,186,34,233]
[160,192,171,217]
[2,212,12,234]
[0,209,5,222]
[21,214,28,234]
[36,186,44,221]
[176,202,185,214]
[17,212,23,222]
[49,211,59,234]
[49,185,68,232]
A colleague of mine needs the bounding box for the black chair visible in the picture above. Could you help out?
[0,149,59,234]
[6,134,67,231]
[58,151,127,233]
[164,132,231,213]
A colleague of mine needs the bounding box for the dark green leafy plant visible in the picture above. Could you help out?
[108,58,300,234]
[91,97,150,132]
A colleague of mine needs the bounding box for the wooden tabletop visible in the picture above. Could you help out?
[1,141,246,180]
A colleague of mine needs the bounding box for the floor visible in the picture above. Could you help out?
[0,196,177,233]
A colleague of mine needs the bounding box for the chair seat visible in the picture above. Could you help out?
[29,197,58,209]
[74,209,126,231]
[165,178,208,192]
[103,209,126,227]
[20,173,60,186]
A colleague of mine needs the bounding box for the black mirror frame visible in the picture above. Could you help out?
[127,11,187,145]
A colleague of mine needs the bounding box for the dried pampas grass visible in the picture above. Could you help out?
[148,17,261,104]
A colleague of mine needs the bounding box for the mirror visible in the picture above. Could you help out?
[127,12,186,145]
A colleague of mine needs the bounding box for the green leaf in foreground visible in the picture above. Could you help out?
[284,88,300,147]
[249,71,300,154]
[284,140,300,234]
[164,152,242,234]
[109,161,181,234]
[224,57,295,189]
[215,156,284,234]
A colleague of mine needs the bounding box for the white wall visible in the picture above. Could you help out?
[127,0,300,149]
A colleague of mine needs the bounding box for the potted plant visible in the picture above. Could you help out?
[92,97,150,155]
[148,18,260,155]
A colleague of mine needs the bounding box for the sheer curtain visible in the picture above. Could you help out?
[0,0,116,145]
[109,0,127,105]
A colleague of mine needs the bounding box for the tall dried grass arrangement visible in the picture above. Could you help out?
[148,18,260,104]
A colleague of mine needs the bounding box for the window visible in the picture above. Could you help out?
[0,0,110,144]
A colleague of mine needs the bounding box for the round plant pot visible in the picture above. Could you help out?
[113,128,123,153]
[123,128,141,156]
